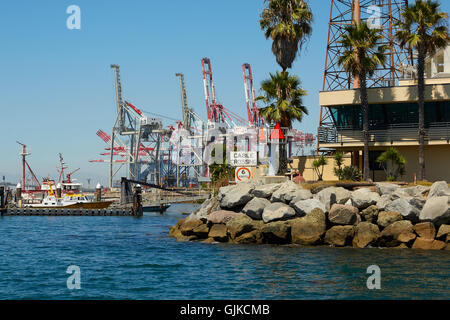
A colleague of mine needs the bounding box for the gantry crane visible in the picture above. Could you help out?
[242,63,264,127]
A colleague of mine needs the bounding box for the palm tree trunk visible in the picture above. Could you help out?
[360,72,370,181]
[417,47,426,181]
[278,130,288,175]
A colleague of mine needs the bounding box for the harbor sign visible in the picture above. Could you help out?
[235,167,252,183]
[230,151,257,167]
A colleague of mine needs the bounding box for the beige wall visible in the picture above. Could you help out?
[319,82,450,107]
[289,155,352,182]
[367,145,450,182]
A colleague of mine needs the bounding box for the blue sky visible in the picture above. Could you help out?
[1,0,449,186]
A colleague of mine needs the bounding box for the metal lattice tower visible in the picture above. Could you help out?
[318,0,410,152]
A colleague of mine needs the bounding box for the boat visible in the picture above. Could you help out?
[143,203,171,213]
[25,184,113,209]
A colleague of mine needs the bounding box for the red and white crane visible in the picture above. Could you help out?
[242,63,264,127]
[201,58,248,127]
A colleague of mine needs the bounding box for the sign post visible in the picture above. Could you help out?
[235,167,252,183]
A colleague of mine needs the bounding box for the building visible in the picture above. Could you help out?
[317,47,450,182]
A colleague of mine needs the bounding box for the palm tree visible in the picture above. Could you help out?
[338,21,388,181]
[256,71,308,173]
[395,0,449,181]
[260,0,313,71]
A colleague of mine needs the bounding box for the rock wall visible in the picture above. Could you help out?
[169,180,450,250]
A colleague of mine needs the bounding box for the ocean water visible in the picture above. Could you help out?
[0,203,448,300]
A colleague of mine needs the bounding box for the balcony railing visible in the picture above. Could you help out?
[319,122,450,145]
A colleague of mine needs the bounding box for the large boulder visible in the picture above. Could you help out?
[376,194,392,211]
[242,197,271,220]
[413,222,436,240]
[208,224,229,242]
[381,220,413,239]
[324,226,354,247]
[352,222,381,248]
[412,237,446,250]
[419,196,450,226]
[360,205,379,223]
[290,198,326,217]
[179,219,205,236]
[261,221,291,244]
[233,229,263,244]
[226,215,262,240]
[192,223,210,238]
[251,183,281,199]
[314,187,351,211]
[271,181,312,204]
[377,211,403,228]
[207,210,243,224]
[376,183,400,195]
[403,185,430,198]
[397,232,416,243]
[219,183,254,209]
[428,181,449,198]
[436,224,450,240]
[262,202,296,223]
[188,197,219,220]
[328,204,359,225]
[351,188,381,210]
[385,198,419,222]
[291,208,327,245]
[217,185,234,201]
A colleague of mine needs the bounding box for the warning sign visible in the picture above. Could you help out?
[235,167,252,183]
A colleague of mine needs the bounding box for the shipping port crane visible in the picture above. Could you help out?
[242,63,264,127]
[201,58,248,128]
[175,73,196,135]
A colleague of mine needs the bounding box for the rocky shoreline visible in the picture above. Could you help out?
[169,180,450,250]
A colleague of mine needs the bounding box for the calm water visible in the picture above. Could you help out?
[0,203,448,300]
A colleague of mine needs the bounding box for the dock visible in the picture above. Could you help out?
[3,208,137,216]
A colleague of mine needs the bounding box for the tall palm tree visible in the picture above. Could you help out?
[256,71,308,173]
[260,0,313,71]
[396,0,449,181]
[338,21,388,181]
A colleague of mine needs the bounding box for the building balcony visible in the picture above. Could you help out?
[319,122,450,148]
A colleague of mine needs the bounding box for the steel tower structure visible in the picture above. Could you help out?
[317,0,410,152]
[242,63,264,127]
[109,64,164,187]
